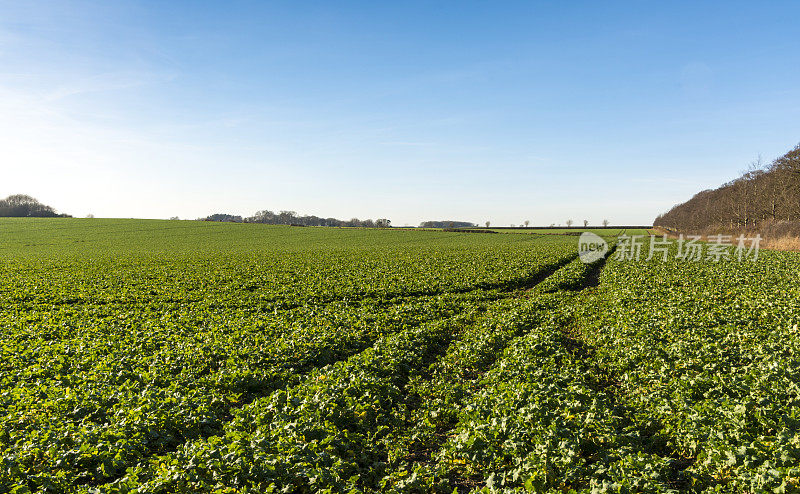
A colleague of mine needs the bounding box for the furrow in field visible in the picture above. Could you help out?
[399,244,699,492]
[103,311,475,493]
[374,295,573,492]
[2,245,577,313]
[418,245,701,492]
[84,250,581,492]
[373,246,621,492]
[427,312,691,492]
[527,243,617,295]
[2,293,485,492]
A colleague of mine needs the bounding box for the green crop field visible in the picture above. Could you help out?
[2,218,799,493]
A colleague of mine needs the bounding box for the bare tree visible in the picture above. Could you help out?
[602,219,609,227]
[524,220,530,227]
[566,219,573,227]
[485,220,490,228]
[583,219,588,227]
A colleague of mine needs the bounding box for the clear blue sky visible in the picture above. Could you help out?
[2,1,799,225]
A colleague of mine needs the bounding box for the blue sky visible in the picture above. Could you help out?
[1,1,799,225]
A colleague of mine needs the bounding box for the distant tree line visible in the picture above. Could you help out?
[0,194,70,218]
[419,220,476,228]
[200,210,391,228]
[202,213,243,223]
[654,143,800,231]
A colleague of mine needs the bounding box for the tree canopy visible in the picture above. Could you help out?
[0,194,69,218]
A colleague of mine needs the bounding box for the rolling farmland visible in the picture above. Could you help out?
[1,219,799,493]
